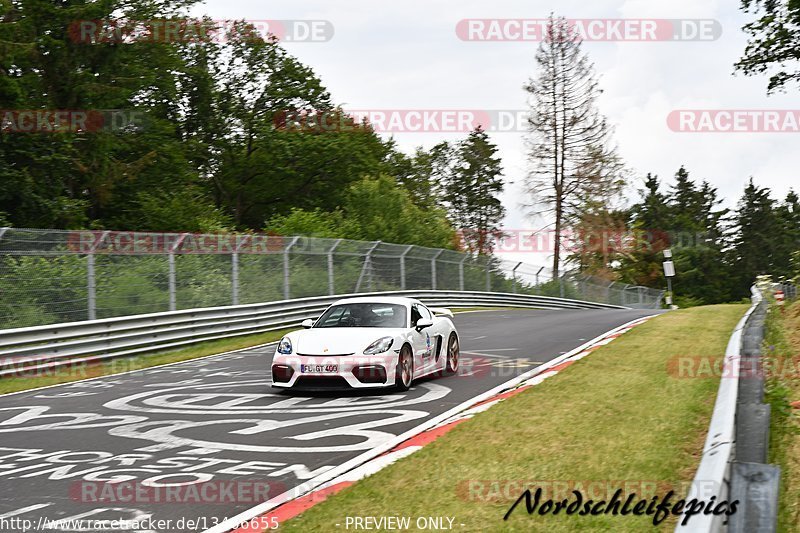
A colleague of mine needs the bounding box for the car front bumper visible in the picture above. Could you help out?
[271,352,400,389]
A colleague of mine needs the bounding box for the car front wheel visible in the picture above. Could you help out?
[395,344,413,391]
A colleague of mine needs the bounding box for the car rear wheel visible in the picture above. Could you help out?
[395,344,413,391]
[445,332,459,374]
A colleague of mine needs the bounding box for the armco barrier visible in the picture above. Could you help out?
[675,286,763,533]
[0,290,626,378]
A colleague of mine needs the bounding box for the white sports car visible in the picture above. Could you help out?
[271,296,460,391]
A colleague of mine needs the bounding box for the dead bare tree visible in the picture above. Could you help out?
[524,15,625,277]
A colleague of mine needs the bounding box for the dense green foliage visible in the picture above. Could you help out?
[0,0,504,247]
[572,167,800,306]
[736,0,800,93]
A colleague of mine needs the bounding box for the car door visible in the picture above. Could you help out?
[410,304,436,374]
[419,304,447,369]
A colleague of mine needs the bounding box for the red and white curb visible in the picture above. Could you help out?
[205,315,655,533]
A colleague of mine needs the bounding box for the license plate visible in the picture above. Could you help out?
[300,364,339,373]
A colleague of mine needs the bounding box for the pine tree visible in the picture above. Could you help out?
[729,179,780,297]
[444,127,505,255]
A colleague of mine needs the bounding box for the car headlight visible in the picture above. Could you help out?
[363,336,394,355]
[277,337,292,354]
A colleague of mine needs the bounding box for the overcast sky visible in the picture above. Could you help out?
[201,0,799,266]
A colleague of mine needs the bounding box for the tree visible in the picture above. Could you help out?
[617,174,673,287]
[524,15,624,277]
[390,143,451,210]
[0,0,202,229]
[618,168,731,306]
[736,0,800,93]
[265,176,456,248]
[774,190,800,279]
[565,146,628,276]
[443,127,505,254]
[729,179,780,297]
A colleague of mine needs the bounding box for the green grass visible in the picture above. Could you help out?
[762,301,800,532]
[0,329,291,395]
[278,304,747,532]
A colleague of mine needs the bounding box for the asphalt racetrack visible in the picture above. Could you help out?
[0,308,660,532]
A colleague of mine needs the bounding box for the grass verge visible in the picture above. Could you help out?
[278,304,747,532]
[0,329,290,395]
[763,300,800,532]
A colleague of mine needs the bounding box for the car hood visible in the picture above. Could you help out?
[294,328,403,355]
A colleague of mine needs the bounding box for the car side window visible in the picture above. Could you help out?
[418,305,432,320]
[410,305,422,327]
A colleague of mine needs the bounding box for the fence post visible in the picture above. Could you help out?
[328,239,342,296]
[512,262,523,293]
[169,233,188,311]
[232,235,251,306]
[400,245,413,291]
[559,275,565,298]
[431,250,443,290]
[87,254,96,320]
[87,230,110,320]
[283,236,300,300]
[459,255,467,291]
[535,266,544,287]
[485,257,491,292]
[355,241,381,293]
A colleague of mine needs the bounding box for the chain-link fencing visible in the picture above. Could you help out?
[0,228,665,329]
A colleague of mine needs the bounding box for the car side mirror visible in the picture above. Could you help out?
[415,318,434,331]
[301,319,314,329]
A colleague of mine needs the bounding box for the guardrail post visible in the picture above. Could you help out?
[283,236,300,300]
[459,255,467,291]
[512,262,523,293]
[431,250,443,290]
[328,238,342,296]
[400,245,413,291]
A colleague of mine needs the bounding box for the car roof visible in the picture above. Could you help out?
[330,296,421,306]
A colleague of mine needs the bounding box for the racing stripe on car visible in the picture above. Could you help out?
[228,315,654,531]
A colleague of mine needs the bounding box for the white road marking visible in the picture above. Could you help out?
[0,503,51,518]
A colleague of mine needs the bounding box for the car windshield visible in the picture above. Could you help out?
[314,303,407,328]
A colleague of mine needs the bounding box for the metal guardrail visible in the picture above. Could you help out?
[676,286,763,533]
[0,290,626,378]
